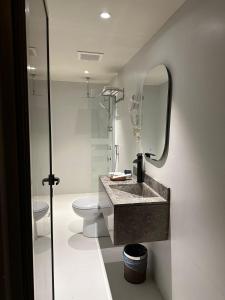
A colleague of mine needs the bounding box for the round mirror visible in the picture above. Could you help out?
[141,64,171,161]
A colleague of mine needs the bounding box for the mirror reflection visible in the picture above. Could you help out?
[141,64,170,161]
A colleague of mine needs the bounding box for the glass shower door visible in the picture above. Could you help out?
[26,0,57,299]
[89,95,116,191]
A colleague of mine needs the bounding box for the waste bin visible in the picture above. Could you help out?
[123,244,148,284]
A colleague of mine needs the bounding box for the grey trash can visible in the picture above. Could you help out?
[123,244,148,284]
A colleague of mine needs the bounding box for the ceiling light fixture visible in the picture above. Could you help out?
[100,11,111,19]
[84,70,89,74]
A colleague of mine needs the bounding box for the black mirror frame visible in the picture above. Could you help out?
[141,65,172,167]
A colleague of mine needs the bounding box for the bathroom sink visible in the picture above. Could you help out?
[109,183,157,198]
[99,176,170,245]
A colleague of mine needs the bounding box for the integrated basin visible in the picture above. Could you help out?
[99,176,170,245]
[109,183,158,198]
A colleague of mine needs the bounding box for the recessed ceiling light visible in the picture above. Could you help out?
[100,12,111,19]
[84,70,89,74]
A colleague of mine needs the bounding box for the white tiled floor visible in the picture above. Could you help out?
[33,195,52,300]
[53,193,112,300]
[33,193,111,300]
[34,193,163,300]
[34,235,52,300]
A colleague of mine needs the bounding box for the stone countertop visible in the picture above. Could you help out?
[99,175,167,206]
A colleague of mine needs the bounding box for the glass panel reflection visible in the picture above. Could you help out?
[26,0,53,299]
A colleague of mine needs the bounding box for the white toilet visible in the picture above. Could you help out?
[72,194,109,238]
[33,201,49,239]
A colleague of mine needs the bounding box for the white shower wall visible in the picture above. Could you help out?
[51,81,109,195]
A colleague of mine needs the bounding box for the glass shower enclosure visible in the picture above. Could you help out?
[89,95,116,191]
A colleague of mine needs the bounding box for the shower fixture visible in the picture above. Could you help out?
[99,100,108,111]
[101,86,124,103]
[99,96,110,111]
[82,77,96,98]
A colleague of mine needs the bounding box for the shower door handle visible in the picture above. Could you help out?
[42,177,49,186]
[42,174,60,186]
[54,176,60,185]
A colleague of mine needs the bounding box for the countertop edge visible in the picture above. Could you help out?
[99,175,168,207]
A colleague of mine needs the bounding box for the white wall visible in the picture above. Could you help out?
[51,81,108,194]
[113,0,225,299]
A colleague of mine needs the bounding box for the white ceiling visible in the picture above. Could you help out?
[47,0,185,84]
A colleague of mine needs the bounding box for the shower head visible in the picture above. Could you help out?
[81,77,96,99]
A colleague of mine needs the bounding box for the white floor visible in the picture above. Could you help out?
[53,193,112,300]
[33,193,163,300]
[33,195,52,300]
[33,193,111,300]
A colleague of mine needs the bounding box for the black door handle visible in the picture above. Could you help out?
[42,177,49,186]
[54,177,60,185]
[42,174,60,186]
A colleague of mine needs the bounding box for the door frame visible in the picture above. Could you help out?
[0,0,34,299]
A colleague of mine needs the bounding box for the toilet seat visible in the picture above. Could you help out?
[33,201,49,213]
[72,195,108,210]
[33,201,49,239]
[33,201,49,222]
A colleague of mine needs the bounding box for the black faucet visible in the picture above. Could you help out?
[133,153,144,183]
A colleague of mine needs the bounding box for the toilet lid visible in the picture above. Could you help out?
[33,201,49,213]
[72,195,108,210]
